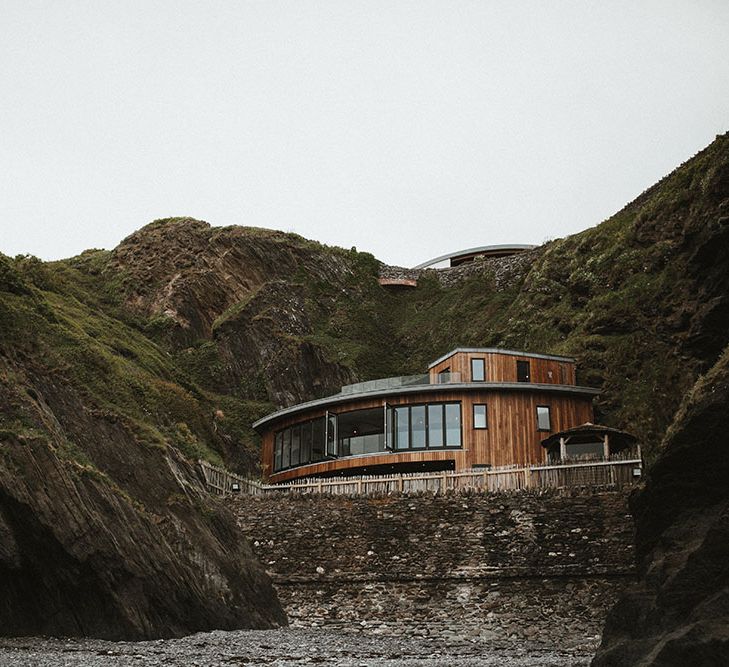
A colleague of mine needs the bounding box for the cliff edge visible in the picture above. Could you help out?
[592,344,729,665]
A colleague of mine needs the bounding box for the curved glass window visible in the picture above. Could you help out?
[338,407,386,456]
[273,401,463,472]
[274,416,326,473]
[395,407,410,450]
[411,406,426,448]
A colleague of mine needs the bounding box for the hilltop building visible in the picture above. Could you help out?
[253,348,624,484]
[412,244,537,269]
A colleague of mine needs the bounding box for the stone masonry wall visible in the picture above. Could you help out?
[233,489,635,649]
[378,247,540,290]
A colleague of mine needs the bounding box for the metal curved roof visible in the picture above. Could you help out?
[252,382,600,432]
[413,244,537,270]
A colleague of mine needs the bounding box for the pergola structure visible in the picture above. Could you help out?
[541,423,638,461]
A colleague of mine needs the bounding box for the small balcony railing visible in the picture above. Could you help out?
[339,372,462,396]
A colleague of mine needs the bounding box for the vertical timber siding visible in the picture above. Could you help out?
[263,388,594,482]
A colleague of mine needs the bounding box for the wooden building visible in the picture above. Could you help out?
[254,348,599,484]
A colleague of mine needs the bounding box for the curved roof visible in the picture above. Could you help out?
[253,382,600,432]
[413,244,537,270]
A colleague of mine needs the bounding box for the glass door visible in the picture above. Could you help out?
[325,411,338,457]
[384,403,392,450]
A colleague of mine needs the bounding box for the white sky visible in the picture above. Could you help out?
[1,1,728,267]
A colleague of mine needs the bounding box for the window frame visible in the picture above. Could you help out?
[472,403,488,430]
[470,358,486,382]
[517,360,531,383]
[273,415,327,472]
[536,405,551,432]
[391,401,462,451]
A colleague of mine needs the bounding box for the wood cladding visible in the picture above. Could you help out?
[260,350,593,483]
[429,351,576,385]
[263,387,594,483]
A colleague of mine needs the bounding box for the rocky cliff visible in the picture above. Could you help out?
[0,257,286,638]
[592,345,729,665]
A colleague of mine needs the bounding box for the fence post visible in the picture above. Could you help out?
[523,467,530,489]
[398,475,404,494]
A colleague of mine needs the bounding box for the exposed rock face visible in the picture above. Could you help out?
[213,281,356,407]
[108,219,361,406]
[592,346,729,665]
[0,260,287,639]
[0,435,284,639]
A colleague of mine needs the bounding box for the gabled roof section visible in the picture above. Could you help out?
[428,348,576,369]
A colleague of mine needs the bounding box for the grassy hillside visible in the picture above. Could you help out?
[2,133,728,477]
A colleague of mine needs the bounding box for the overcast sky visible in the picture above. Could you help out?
[1,2,728,267]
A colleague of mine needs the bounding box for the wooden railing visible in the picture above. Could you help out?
[199,455,643,497]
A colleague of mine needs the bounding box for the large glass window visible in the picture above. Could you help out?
[428,404,443,447]
[471,358,486,382]
[326,412,337,457]
[301,422,312,465]
[312,418,325,461]
[337,407,385,456]
[445,403,462,446]
[273,401,464,472]
[517,360,531,382]
[281,428,291,468]
[411,406,426,448]
[274,432,283,471]
[537,405,551,431]
[290,425,301,467]
[395,407,410,450]
[473,404,488,429]
[274,416,326,472]
[393,402,461,449]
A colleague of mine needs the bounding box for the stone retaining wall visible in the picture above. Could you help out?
[233,489,635,648]
[378,247,539,290]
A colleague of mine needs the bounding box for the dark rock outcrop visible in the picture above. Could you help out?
[0,259,287,639]
[592,346,729,665]
[0,366,287,640]
[213,281,356,407]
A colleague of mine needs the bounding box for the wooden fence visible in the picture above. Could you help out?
[199,455,643,498]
